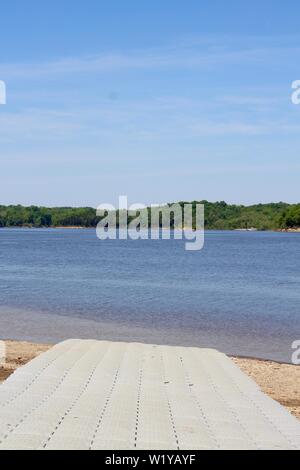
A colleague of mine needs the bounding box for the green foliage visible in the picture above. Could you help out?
[201,201,290,231]
[0,206,99,228]
[0,202,298,230]
[279,205,300,228]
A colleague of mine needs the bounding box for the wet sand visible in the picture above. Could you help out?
[0,340,299,420]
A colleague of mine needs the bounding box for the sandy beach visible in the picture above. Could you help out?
[0,340,50,383]
[0,340,299,421]
[232,357,300,420]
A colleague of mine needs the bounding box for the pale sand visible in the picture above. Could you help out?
[0,340,50,383]
[233,357,300,420]
[0,340,299,420]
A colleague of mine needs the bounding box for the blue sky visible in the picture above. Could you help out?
[0,0,300,207]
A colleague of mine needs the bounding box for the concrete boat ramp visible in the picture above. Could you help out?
[0,339,299,450]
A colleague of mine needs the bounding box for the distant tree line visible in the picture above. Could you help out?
[279,204,300,228]
[0,202,299,230]
[0,206,99,228]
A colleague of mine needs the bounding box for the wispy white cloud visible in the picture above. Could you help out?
[1,100,300,145]
[216,95,281,107]
[1,36,300,79]
[1,33,299,143]
[0,109,84,142]
[190,120,300,136]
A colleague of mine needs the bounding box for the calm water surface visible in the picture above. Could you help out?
[0,229,299,362]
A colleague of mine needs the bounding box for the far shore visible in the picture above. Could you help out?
[1,340,299,420]
[0,226,299,232]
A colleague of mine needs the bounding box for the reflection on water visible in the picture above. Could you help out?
[0,228,299,362]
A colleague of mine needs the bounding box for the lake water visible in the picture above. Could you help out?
[0,228,299,362]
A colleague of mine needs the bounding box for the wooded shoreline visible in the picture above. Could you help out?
[1,201,300,230]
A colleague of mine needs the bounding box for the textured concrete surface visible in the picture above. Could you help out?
[0,339,299,450]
